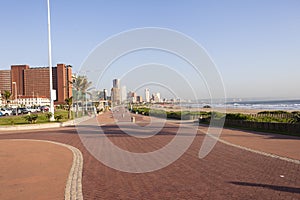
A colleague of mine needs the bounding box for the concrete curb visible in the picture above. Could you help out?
[62,142,84,200]
[2,139,84,200]
[0,116,92,131]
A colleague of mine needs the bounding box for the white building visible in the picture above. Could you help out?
[127,91,137,103]
[145,88,150,103]
[157,93,161,102]
[113,79,120,88]
[151,93,161,103]
[17,96,50,107]
[121,86,127,103]
[111,79,121,105]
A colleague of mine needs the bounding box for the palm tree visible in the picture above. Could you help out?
[72,76,92,117]
[65,96,73,119]
[72,76,83,117]
[81,80,93,115]
[2,90,12,106]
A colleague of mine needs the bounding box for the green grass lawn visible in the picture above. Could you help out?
[0,109,72,126]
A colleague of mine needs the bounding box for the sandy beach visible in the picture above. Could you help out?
[153,105,299,114]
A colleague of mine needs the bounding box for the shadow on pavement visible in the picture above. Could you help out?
[229,181,300,194]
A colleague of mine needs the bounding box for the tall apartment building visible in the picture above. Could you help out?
[111,78,121,105]
[24,67,50,98]
[0,70,12,93]
[0,64,72,105]
[103,89,108,100]
[121,86,127,103]
[136,96,143,103]
[127,91,137,103]
[145,88,150,103]
[113,79,120,88]
[11,65,29,99]
[53,64,72,104]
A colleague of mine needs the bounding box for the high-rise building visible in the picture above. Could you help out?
[55,64,72,104]
[145,88,150,103]
[11,65,29,99]
[0,70,11,94]
[111,88,120,105]
[157,92,161,102]
[111,79,121,105]
[151,92,161,103]
[103,89,108,100]
[99,89,108,100]
[127,91,137,103]
[121,86,127,102]
[0,64,72,105]
[113,79,120,88]
[136,96,143,103]
[24,67,50,98]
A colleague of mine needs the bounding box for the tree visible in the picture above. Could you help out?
[2,90,12,105]
[72,76,92,117]
[65,96,73,119]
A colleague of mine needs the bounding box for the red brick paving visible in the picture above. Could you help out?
[218,127,300,161]
[0,140,72,200]
[0,111,299,199]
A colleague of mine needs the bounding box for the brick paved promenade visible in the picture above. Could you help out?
[0,111,299,199]
[0,140,73,200]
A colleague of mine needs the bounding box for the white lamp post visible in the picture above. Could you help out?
[12,82,17,115]
[47,0,55,121]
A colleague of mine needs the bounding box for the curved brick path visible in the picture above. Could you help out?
[0,112,299,199]
[0,139,83,200]
[0,140,73,200]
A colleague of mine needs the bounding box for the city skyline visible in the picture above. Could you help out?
[0,1,299,99]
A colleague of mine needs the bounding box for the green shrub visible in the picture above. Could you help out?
[167,111,181,119]
[209,111,225,119]
[149,109,167,118]
[45,112,52,121]
[54,114,63,122]
[24,114,38,124]
[226,113,250,120]
[258,110,289,115]
[289,113,300,124]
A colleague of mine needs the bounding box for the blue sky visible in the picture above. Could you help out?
[0,0,299,99]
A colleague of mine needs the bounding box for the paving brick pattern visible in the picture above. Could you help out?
[0,112,299,199]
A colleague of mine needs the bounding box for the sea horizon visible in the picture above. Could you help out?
[183,98,300,111]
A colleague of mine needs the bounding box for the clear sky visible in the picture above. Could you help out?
[0,0,299,100]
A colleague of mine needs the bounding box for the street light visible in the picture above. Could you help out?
[12,82,18,115]
[47,0,55,121]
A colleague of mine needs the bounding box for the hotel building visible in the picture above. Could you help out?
[0,64,72,105]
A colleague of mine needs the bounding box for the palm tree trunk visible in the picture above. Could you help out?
[75,90,79,118]
[68,108,72,119]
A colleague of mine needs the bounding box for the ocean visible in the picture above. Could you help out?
[184,99,300,111]
[225,99,300,110]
